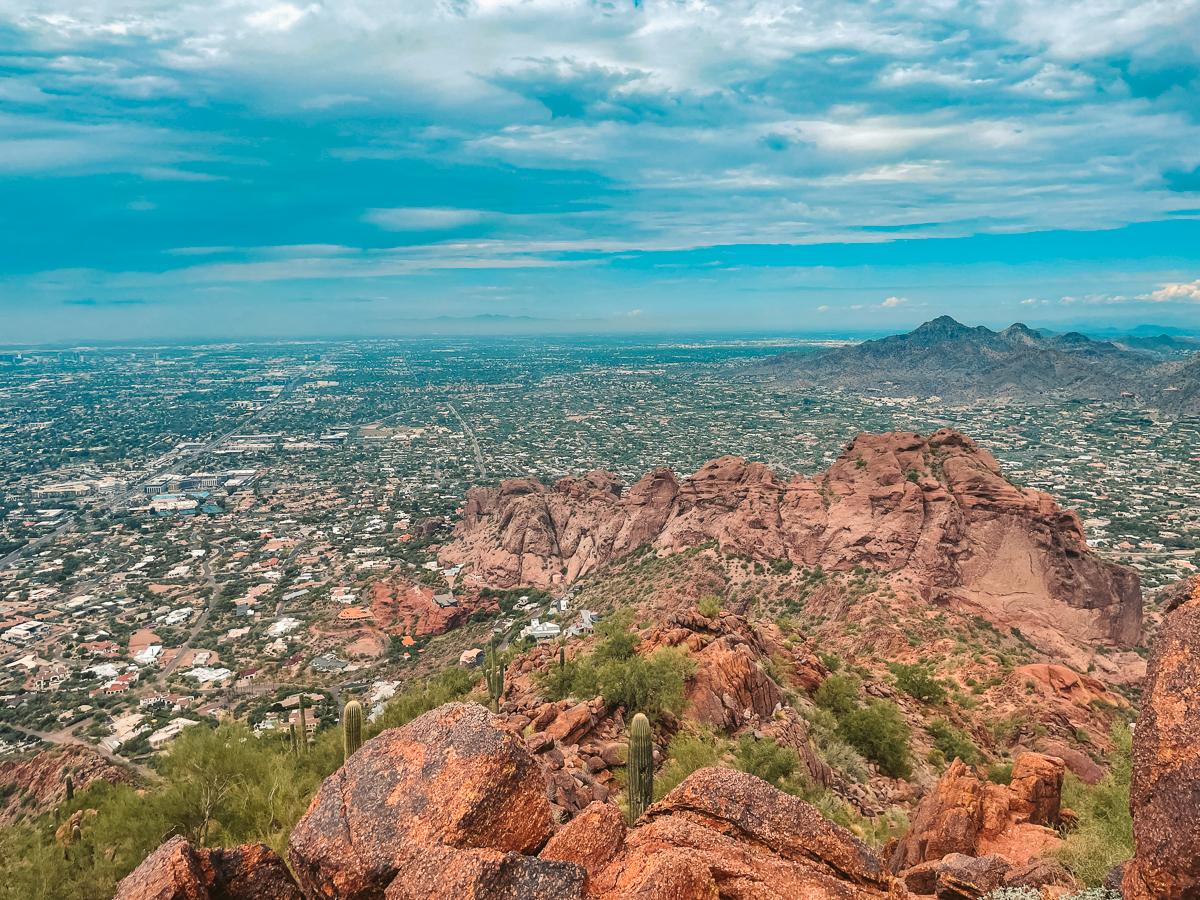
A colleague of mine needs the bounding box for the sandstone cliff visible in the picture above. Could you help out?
[442,429,1141,647]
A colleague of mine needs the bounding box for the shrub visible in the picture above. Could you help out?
[655,730,724,800]
[986,762,1014,785]
[697,595,723,618]
[891,663,947,705]
[734,735,800,789]
[598,647,697,717]
[926,718,982,766]
[1052,723,1134,886]
[814,674,860,718]
[837,700,912,779]
[369,665,476,735]
[593,608,640,663]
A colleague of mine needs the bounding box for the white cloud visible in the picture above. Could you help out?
[363,208,488,231]
[881,296,907,307]
[1138,280,1200,303]
[244,4,311,31]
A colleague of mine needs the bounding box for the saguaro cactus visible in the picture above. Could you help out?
[485,643,504,713]
[343,700,364,760]
[298,698,309,754]
[559,647,566,669]
[626,713,654,825]
[290,722,299,755]
[64,774,74,802]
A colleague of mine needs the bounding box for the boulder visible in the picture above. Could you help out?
[1126,576,1200,900]
[934,853,1010,900]
[1007,753,1064,826]
[582,768,901,900]
[288,703,555,900]
[1002,859,1076,891]
[113,836,302,900]
[540,801,627,884]
[381,845,584,900]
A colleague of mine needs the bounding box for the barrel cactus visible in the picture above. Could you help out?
[343,699,364,760]
[626,713,654,825]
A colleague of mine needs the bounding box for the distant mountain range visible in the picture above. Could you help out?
[749,316,1200,414]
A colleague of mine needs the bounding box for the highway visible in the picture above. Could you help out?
[445,402,487,480]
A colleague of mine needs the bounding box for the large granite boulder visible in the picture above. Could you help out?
[288,702,577,900]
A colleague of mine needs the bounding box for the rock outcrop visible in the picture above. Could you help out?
[577,767,902,900]
[442,429,1141,646]
[287,702,579,900]
[0,745,134,826]
[889,754,1066,879]
[113,836,302,900]
[1123,575,1200,900]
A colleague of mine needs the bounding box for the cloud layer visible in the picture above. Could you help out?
[1,0,1199,340]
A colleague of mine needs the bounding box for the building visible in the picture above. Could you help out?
[2,621,49,646]
[458,649,485,668]
[148,718,201,749]
[311,656,349,673]
[32,664,69,691]
[432,593,457,609]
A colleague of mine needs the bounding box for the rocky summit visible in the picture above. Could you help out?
[442,428,1142,648]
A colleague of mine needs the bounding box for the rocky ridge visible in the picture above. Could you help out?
[0,745,134,827]
[441,428,1141,648]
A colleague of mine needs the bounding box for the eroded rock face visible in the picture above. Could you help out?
[113,836,302,900]
[1125,576,1200,900]
[442,429,1141,646]
[0,745,133,826]
[890,755,1064,874]
[288,703,558,900]
[567,768,901,900]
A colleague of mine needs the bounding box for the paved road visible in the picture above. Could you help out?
[445,402,487,479]
[157,547,224,684]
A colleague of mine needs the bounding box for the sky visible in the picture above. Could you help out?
[2,0,1200,344]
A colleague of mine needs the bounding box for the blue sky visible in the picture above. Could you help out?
[2,0,1200,343]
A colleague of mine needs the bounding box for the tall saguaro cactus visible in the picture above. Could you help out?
[297,698,309,755]
[626,713,654,826]
[343,700,364,760]
[64,774,74,802]
[290,722,299,755]
[485,642,504,713]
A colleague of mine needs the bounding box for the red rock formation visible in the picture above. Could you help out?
[577,768,902,900]
[288,703,573,900]
[1123,575,1200,900]
[113,836,302,900]
[889,754,1066,876]
[368,582,495,636]
[442,429,1141,646]
[0,745,133,826]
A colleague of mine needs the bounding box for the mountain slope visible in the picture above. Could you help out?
[749,316,1175,403]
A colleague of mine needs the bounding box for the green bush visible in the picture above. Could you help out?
[593,609,640,663]
[599,647,696,717]
[837,700,912,779]
[697,595,722,618]
[814,674,860,718]
[368,665,477,735]
[655,730,724,800]
[1053,723,1134,886]
[986,762,1014,785]
[733,734,800,789]
[926,719,982,766]
[890,663,947,705]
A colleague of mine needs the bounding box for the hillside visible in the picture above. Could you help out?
[747,316,1197,406]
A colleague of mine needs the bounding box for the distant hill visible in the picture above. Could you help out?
[748,316,1200,409]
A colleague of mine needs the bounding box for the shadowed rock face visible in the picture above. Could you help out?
[113,837,302,900]
[287,702,570,900]
[442,429,1141,647]
[1124,576,1200,900]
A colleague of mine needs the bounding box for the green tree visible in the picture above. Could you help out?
[837,700,912,779]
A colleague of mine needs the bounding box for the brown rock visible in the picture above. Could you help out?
[900,860,940,894]
[541,801,627,883]
[1008,753,1064,826]
[586,768,899,900]
[890,755,1064,873]
[1128,575,1200,900]
[113,836,302,900]
[441,430,1142,647]
[934,853,1010,900]
[1002,859,1077,891]
[381,845,584,900]
[544,703,595,746]
[1040,740,1106,786]
[288,703,554,900]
